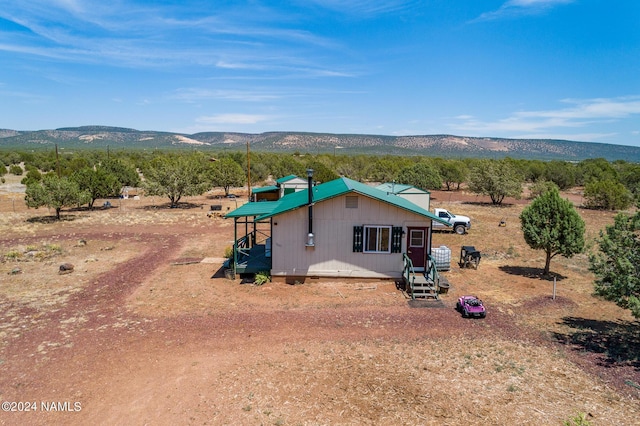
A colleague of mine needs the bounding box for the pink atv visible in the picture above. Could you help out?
[456,295,486,318]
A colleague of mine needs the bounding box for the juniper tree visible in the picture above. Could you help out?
[468,159,523,205]
[589,209,640,318]
[25,174,90,219]
[142,154,210,207]
[520,188,585,275]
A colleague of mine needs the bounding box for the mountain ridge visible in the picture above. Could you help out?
[1,126,639,162]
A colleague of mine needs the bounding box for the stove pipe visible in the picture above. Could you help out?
[306,168,314,246]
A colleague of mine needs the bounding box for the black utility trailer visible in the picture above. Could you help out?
[459,246,481,269]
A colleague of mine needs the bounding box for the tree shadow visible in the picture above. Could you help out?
[499,265,567,281]
[26,214,79,224]
[461,201,517,207]
[552,317,640,369]
[142,201,205,210]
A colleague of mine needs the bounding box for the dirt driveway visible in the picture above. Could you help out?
[0,186,638,425]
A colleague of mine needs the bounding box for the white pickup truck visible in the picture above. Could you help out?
[432,208,471,235]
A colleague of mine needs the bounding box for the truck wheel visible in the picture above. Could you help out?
[454,224,466,235]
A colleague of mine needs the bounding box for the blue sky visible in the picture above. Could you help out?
[1,0,639,146]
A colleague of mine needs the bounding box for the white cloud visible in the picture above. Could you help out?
[451,96,640,140]
[473,0,574,22]
[0,1,343,73]
[197,114,270,125]
[303,0,416,16]
[513,132,619,142]
[172,88,279,103]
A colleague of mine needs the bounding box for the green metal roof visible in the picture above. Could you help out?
[276,175,298,184]
[251,185,278,194]
[240,177,449,225]
[224,200,280,218]
[376,182,430,194]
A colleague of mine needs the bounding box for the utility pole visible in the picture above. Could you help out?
[246,141,251,200]
[55,144,61,177]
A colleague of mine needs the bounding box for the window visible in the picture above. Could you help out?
[364,225,391,253]
[353,225,402,253]
[409,229,424,247]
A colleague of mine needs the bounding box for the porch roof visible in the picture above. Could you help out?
[252,185,278,194]
[224,200,279,218]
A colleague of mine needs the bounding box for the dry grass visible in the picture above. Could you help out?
[0,186,639,425]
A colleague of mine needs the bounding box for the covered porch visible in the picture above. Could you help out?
[224,201,277,278]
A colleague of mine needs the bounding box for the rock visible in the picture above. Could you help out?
[59,263,75,274]
[9,267,22,275]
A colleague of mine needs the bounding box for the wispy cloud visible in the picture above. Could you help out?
[196,114,270,125]
[473,0,574,22]
[0,1,347,74]
[452,96,640,140]
[172,88,280,103]
[303,0,418,16]
[0,87,48,103]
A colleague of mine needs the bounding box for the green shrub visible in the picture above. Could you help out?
[528,180,559,199]
[21,168,42,185]
[254,271,270,286]
[43,243,62,253]
[583,179,633,210]
[223,246,234,259]
[9,164,23,176]
[4,250,21,261]
[563,412,592,426]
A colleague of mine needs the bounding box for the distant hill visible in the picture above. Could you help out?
[1,126,639,162]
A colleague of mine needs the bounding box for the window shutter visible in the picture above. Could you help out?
[353,226,363,252]
[391,226,403,253]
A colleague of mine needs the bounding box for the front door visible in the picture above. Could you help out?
[407,227,427,271]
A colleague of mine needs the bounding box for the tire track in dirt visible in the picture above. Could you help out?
[0,231,182,399]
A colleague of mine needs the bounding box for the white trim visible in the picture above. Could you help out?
[409,229,425,248]
[363,225,392,253]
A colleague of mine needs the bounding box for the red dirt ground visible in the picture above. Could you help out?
[0,183,639,425]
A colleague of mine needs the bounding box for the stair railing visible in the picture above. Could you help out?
[402,253,416,299]
[426,253,440,292]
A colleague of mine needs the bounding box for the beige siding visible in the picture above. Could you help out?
[271,194,432,278]
[396,192,430,211]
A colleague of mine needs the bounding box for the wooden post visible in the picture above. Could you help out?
[246,141,251,199]
[55,144,61,177]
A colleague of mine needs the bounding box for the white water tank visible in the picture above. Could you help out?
[432,245,451,271]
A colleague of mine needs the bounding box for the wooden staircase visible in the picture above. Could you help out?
[402,254,440,300]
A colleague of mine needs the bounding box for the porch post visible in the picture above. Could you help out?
[233,217,238,276]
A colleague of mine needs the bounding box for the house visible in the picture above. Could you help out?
[251,175,310,202]
[225,174,451,298]
[276,174,309,197]
[251,185,279,202]
[375,182,431,211]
